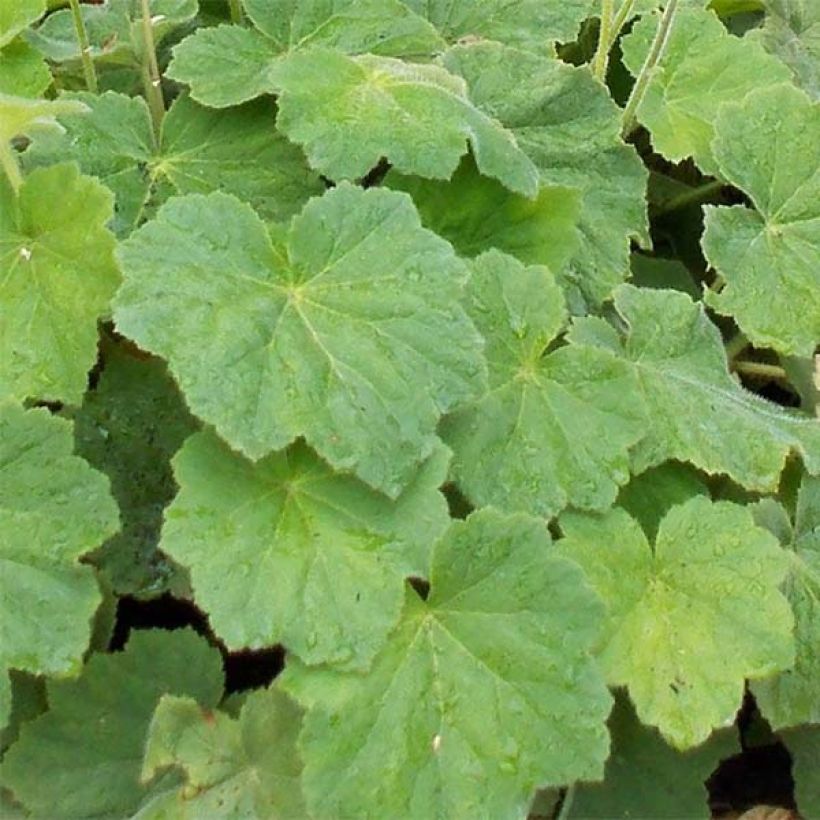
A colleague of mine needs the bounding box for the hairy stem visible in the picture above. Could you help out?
[228,0,244,23]
[611,0,637,39]
[0,144,23,193]
[68,0,98,92]
[592,0,614,79]
[655,179,725,216]
[621,0,679,138]
[556,785,576,820]
[733,361,788,381]
[140,0,165,137]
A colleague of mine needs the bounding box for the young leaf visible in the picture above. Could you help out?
[0,40,51,97]
[0,629,223,817]
[386,155,583,277]
[702,84,820,356]
[441,250,647,519]
[442,42,649,308]
[114,184,486,496]
[271,48,538,196]
[750,475,820,729]
[136,687,304,818]
[167,0,444,108]
[0,93,86,145]
[0,404,119,728]
[72,341,198,598]
[621,6,791,173]
[0,163,119,404]
[582,285,820,491]
[24,91,324,236]
[569,691,739,819]
[557,497,794,749]
[161,431,450,669]
[749,0,819,101]
[282,509,612,818]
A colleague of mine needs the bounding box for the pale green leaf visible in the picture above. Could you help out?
[0,629,223,818]
[72,341,198,598]
[282,509,612,818]
[168,0,444,108]
[441,42,649,308]
[114,184,486,496]
[137,687,304,819]
[749,0,820,100]
[0,163,120,404]
[24,91,324,236]
[0,404,118,728]
[272,48,538,195]
[0,92,86,143]
[401,0,597,52]
[750,475,820,728]
[441,250,647,519]
[0,0,45,48]
[702,84,820,356]
[386,155,582,276]
[598,285,820,491]
[781,724,820,818]
[0,40,50,97]
[570,691,738,818]
[161,430,450,668]
[621,6,791,173]
[557,497,793,748]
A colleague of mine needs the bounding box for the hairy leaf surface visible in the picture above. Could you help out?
[0,404,118,727]
[283,509,612,818]
[115,184,485,496]
[702,84,820,356]
[558,497,793,748]
[442,250,647,518]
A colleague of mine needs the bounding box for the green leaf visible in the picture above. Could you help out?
[781,724,820,818]
[621,6,791,174]
[750,0,820,100]
[441,42,649,308]
[72,341,198,598]
[0,92,86,144]
[441,250,647,519]
[136,687,304,819]
[595,285,820,491]
[24,91,324,237]
[168,0,444,108]
[750,475,820,728]
[570,691,739,818]
[386,155,582,276]
[161,431,450,669]
[0,40,50,97]
[0,629,223,818]
[0,0,45,48]
[630,253,700,299]
[702,83,820,356]
[1,163,120,404]
[557,497,793,748]
[0,403,118,727]
[114,184,486,496]
[271,48,538,196]
[401,0,598,52]
[282,509,612,818]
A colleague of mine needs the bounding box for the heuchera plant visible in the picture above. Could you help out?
[1,0,819,817]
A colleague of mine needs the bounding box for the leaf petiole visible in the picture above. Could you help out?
[227,0,243,24]
[68,0,98,93]
[592,0,614,80]
[139,0,165,137]
[733,360,788,381]
[0,143,23,193]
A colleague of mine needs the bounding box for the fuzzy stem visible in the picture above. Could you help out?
[655,179,725,215]
[733,361,788,381]
[592,0,614,79]
[0,144,23,193]
[621,0,679,138]
[228,0,243,23]
[140,0,165,137]
[724,331,749,361]
[556,785,576,820]
[611,0,637,38]
[68,0,98,92]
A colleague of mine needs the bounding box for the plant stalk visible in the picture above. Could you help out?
[592,0,614,80]
[724,331,749,361]
[139,0,165,138]
[556,785,576,820]
[0,145,23,194]
[621,0,679,138]
[655,179,725,216]
[228,0,243,24]
[611,0,637,39]
[68,0,98,92]
[733,361,788,381]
